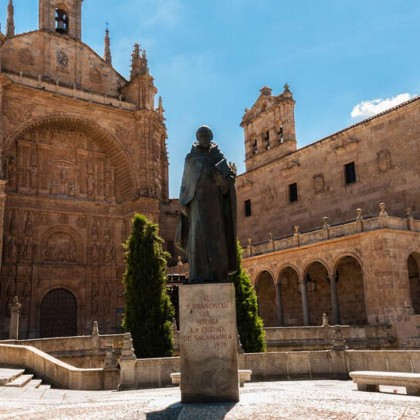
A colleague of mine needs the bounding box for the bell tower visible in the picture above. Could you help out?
[39,0,83,40]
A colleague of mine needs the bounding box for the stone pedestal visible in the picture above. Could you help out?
[9,296,21,340]
[179,283,239,403]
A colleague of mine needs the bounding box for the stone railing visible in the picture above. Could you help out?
[4,71,137,111]
[246,204,418,257]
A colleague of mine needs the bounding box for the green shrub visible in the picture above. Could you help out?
[122,214,174,358]
[231,241,266,352]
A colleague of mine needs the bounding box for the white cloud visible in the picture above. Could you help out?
[351,93,414,119]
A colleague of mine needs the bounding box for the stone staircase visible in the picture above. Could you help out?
[0,368,51,390]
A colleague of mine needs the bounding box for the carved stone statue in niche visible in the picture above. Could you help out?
[9,209,18,237]
[29,166,38,189]
[91,219,99,242]
[91,282,99,315]
[104,222,112,242]
[103,283,112,315]
[6,238,18,262]
[90,244,100,263]
[104,245,116,264]
[22,238,34,262]
[7,157,17,190]
[104,167,115,200]
[87,174,95,196]
[24,213,33,237]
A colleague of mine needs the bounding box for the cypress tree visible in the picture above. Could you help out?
[230,241,267,352]
[122,214,174,358]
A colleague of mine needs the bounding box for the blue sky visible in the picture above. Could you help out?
[2,0,419,197]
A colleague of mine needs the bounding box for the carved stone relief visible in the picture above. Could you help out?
[18,48,35,66]
[313,174,325,194]
[45,232,77,263]
[260,186,279,211]
[377,149,392,173]
[4,127,117,203]
[89,67,102,84]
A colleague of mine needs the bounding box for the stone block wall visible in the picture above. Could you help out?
[237,98,420,245]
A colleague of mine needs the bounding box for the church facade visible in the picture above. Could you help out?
[0,0,171,338]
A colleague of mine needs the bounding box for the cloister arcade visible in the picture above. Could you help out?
[245,229,420,330]
[254,255,366,327]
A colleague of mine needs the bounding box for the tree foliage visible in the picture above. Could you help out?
[230,241,266,352]
[122,214,174,358]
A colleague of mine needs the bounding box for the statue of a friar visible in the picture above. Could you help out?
[175,125,238,283]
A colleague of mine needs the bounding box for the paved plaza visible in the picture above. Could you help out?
[0,379,419,419]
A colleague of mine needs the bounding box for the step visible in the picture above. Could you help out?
[37,384,51,391]
[5,374,34,388]
[0,369,25,386]
[25,379,43,389]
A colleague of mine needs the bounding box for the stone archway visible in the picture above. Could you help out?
[278,266,302,326]
[305,262,330,326]
[40,288,77,337]
[335,256,367,325]
[408,253,420,314]
[255,270,277,327]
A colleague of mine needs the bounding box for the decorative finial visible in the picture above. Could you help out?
[7,0,15,37]
[157,96,165,118]
[104,24,112,65]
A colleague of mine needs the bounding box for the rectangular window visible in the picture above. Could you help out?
[244,199,252,217]
[344,162,357,184]
[289,183,298,203]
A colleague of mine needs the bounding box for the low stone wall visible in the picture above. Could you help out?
[264,325,394,351]
[119,356,181,390]
[118,349,420,390]
[0,344,119,390]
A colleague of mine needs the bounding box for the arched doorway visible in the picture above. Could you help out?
[40,289,77,337]
[335,256,367,324]
[305,262,330,326]
[408,253,420,314]
[255,271,277,327]
[278,267,302,326]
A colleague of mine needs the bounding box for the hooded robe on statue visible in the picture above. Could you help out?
[175,138,237,283]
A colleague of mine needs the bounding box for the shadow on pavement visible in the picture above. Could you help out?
[146,402,237,419]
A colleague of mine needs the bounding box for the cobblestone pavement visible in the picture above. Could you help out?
[0,380,419,420]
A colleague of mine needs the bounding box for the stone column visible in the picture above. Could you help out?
[299,278,309,326]
[9,296,21,340]
[275,283,284,326]
[328,275,341,325]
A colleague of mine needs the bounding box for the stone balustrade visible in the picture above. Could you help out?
[168,206,419,271]
[247,207,419,258]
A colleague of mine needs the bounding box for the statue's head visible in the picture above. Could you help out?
[196,125,213,149]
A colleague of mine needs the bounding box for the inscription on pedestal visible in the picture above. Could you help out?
[179,283,239,403]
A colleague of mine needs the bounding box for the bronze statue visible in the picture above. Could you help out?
[176,126,237,283]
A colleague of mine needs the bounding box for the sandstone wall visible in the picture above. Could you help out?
[237,98,420,244]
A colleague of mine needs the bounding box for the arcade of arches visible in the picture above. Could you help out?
[255,256,366,327]
[244,230,420,335]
